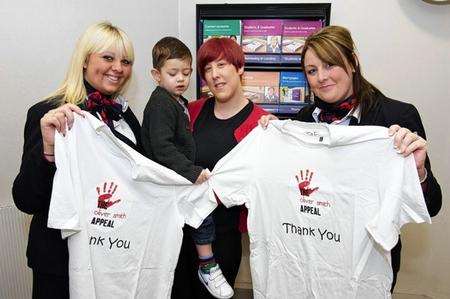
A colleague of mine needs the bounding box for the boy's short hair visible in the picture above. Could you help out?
[152,37,192,70]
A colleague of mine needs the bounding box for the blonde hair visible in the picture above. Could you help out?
[301,25,379,117]
[46,21,134,106]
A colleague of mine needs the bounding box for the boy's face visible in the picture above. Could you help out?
[151,58,192,99]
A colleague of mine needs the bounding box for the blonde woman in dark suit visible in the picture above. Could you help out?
[12,21,142,299]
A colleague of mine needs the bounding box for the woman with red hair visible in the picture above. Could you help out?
[171,37,268,298]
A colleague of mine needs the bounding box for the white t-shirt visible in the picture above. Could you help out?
[208,120,431,299]
[48,113,217,299]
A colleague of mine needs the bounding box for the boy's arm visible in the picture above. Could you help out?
[142,98,203,183]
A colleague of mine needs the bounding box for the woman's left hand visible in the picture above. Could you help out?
[388,124,427,181]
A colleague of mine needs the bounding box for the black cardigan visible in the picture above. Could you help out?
[12,99,142,275]
[141,86,203,183]
[296,91,442,289]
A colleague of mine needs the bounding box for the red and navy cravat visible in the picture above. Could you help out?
[85,91,123,128]
[316,96,356,124]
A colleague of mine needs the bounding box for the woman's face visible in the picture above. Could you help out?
[304,48,353,104]
[203,59,244,103]
[84,49,132,95]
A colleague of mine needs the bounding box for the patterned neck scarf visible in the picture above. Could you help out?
[84,89,123,128]
[316,95,357,124]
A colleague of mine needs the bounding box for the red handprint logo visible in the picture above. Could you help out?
[96,182,121,209]
[296,169,319,197]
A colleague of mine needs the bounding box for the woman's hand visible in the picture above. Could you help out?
[258,114,278,129]
[388,124,427,181]
[40,103,84,161]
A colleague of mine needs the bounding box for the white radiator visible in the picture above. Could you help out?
[0,206,32,299]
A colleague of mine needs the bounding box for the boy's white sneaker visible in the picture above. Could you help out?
[198,264,234,299]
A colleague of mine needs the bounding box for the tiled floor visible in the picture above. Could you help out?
[233,289,433,299]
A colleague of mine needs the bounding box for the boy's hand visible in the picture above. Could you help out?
[195,169,211,184]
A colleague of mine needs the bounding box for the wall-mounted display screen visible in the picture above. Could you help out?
[196,3,331,116]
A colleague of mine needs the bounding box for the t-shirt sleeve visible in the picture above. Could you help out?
[177,183,218,229]
[208,126,262,209]
[47,129,82,238]
[366,154,431,251]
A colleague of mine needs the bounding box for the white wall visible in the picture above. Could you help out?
[178,0,450,298]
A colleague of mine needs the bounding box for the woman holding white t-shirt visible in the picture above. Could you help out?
[12,21,142,298]
[172,37,268,299]
[259,25,442,292]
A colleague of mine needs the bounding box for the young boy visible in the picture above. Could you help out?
[141,37,234,299]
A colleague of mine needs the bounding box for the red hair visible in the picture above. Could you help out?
[197,38,245,80]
